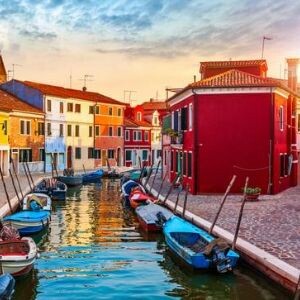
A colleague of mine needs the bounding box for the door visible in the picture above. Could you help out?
[11,152,19,174]
[117,148,121,166]
[67,146,72,169]
[102,150,107,166]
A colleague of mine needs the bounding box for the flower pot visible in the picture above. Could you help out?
[245,193,260,201]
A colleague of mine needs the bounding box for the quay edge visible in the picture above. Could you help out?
[143,179,300,295]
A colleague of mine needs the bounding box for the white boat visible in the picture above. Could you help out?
[0,237,38,276]
[22,193,52,211]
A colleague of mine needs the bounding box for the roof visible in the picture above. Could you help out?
[200,59,267,73]
[140,100,168,111]
[124,118,152,128]
[0,55,6,77]
[0,89,43,114]
[168,69,299,102]
[22,80,125,106]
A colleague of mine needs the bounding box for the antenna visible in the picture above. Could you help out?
[123,90,137,105]
[12,63,22,79]
[7,70,13,81]
[261,36,272,59]
[79,74,93,90]
[69,69,73,88]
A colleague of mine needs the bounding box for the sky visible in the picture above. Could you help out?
[0,0,300,103]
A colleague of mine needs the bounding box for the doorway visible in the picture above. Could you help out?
[67,146,72,169]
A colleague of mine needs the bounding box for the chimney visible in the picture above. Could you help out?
[150,98,154,102]
[286,58,300,92]
[82,86,87,91]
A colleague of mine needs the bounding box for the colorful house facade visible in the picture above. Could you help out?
[0,107,9,176]
[164,59,299,195]
[0,55,7,84]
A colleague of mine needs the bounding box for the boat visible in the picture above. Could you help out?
[163,216,239,273]
[57,175,83,187]
[0,274,15,299]
[33,179,67,200]
[0,237,37,276]
[22,193,51,211]
[129,189,156,209]
[121,180,146,205]
[3,211,51,235]
[135,202,173,232]
[82,169,104,183]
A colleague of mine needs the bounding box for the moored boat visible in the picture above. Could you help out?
[135,202,173,232]
[129,189,156,209]
[163,216,239,273]
[0,237,37,276]
[57,175,83,187]
[22,193,51,211]
[0,273,15,299]
[121,180,146,205]
[82,169,104,183]
[33,179,67,200]
[3,211,51,235]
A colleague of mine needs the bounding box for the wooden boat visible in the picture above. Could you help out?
[3,211,51,235]
[163,216,239,273]
[129,190,156,209]
[135,202,173,232]
[121,180,146,204]
[0,274,15,299]
[33,179,67,200]
[57,175,83,187]
[0,237,37,276]
[82,169,104,183]
[22,193,51,211]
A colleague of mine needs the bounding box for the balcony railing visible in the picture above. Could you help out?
[170,134,183,144]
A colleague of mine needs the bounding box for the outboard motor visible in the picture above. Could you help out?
[155,212,167,228]
[211,246,232,273]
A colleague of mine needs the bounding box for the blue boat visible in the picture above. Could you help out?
[22,193,52,211]
[82,169,104,183]
[0,274,15,299]
[57,175,83,187]
[3,211,51,235]
[163,216,239,273]
[33,179,67,200]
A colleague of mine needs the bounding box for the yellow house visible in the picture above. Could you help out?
[0,109,9,176]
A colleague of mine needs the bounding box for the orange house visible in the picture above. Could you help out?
[94,96,126,167]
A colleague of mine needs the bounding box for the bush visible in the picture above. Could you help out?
[242,187,261,195]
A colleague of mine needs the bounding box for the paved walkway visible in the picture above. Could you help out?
[147,175,300,270]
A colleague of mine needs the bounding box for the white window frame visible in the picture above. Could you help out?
[279,106,284,131]
[189,103,193,130]
[20,120,31,135]
[125,130,130,141]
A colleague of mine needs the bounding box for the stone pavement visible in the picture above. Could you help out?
[147,175,300,270]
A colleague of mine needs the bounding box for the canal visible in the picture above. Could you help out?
[13,180,290,299]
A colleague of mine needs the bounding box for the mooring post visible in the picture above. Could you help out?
[232,176,249,250]
[173,185,183,213]
[209,175,237,234]
[163,174,179,205]
[138,165,146,183]
[51,153,59,177]
[149,159,161,194]
[83,164,86,174]
[10,155,24,199]
[144,162,155,187]
[0,166,13,214]
[25,160,35,189]
[22,163,33,191]
[156,171,168,200]
[9,168,22,207]
[182,184,189,218]
[138,156,142,169]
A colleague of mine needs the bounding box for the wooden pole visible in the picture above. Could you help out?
[22,163,33,191]
[232,177,249,250]
[138,165,145,183]
[83,164,86,174]
[294,273,300,300]
[0,166,13,214]
[209,175,237,234]
[144,162,155,187]
[182,184,189,218]
[106,158,111,171]
[149,159,161,193]
[163,174,179,205]
[156,171,168,200]
[138,156,142,169]
[51,153,59,177]
[10,155,24,199]
[9,168,22,207]
[173,186,183,213]
[25,160,35,188]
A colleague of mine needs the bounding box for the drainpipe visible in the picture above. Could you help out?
[268,88,274,194]
[191,88,197,194]
[43,95,46,173]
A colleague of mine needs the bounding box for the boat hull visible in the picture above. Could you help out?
[57,176,83,187]
[82,169,104,183]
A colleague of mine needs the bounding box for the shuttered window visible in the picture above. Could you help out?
[181,107,187,130]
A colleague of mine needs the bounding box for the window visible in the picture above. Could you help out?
[75,104,81,113]
[117,127,122,137]
[19,149,32,162]
[109,107,113,115]
[39,149,45,161]
[175,152,178,172]
[173,111,179,131]
[133,131,142,141]
[144,131,149,141]
[75,125,79,137]
[153,116,158,125]
[89,106,94,114]
[109,127,113,136]
[75,147,81,159]
[95,106,100,114]
[2,120,7,135]
[88,147,94,159]
[188,152,192,177]
[280,153,292,177]
[89,126,93,137]
[95,126,100,136]
[60,102,64,113]
[94,149,101,159]
[117,108,122,116]
[125,150,132,161]
[181,107,187,131]
[20,120,30,135]
[142,150,148,161]
[137,112,142,121]
[183,152,187,176]
[189,104,193,130]
[47,123,52,136]
[38,122,45,135]
[108,149,115,159]
[125,130,130,141]
[171,151,174,171]
[67,125,72,137]
[47,99,51,112]
[59,124,64,137]
[279,106,284,131]
[67,103,73,112]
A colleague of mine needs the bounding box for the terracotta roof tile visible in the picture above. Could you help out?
[0,89,43,114]
[23,81,125,106]
[124,118,152,128]
[140,101,168,111]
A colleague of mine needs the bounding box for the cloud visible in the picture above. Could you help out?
[19,28,57,40]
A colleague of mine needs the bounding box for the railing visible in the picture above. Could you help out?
[170,134,183,144]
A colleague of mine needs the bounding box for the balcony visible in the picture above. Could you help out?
[170,134,183,145]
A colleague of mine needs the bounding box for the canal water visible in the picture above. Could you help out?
[14,180,290,300]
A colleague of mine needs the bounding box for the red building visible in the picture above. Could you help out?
[164,59,299,194]
[124,106,151,167]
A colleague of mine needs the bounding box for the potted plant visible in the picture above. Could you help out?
[242,187,261,201]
